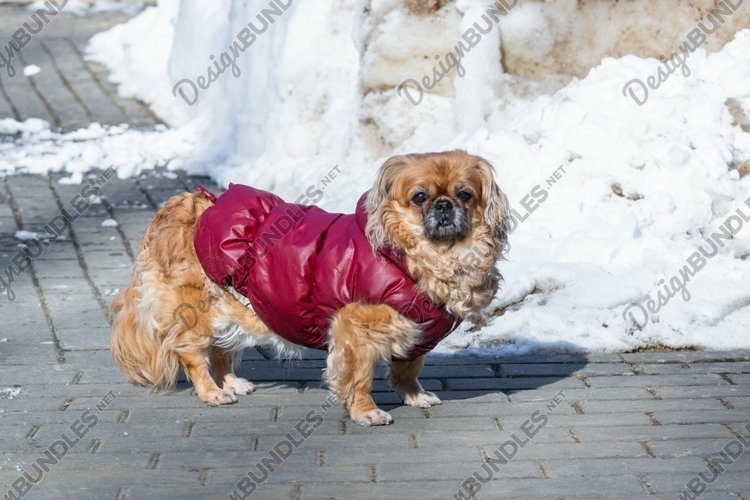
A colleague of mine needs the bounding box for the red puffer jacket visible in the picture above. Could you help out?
[193,184,460,360]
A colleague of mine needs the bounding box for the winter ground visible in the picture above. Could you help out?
[2,167,750,500]
[2,1,750,353]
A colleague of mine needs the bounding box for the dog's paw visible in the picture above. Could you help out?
[403,391,441,408]
[201,388,238,406]
[352,408,394,426]
[224,376,255,395]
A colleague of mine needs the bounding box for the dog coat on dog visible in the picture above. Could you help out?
[193,184,460,360]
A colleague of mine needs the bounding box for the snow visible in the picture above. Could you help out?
[23,64,40,77]
[0,121,192,178]
[3,2,750,353]
[101,219,118,227]
[0,118,47,135]
[14,230,56,241]
[0,387,21,400]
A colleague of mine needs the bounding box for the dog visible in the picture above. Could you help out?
[110,150,510,426]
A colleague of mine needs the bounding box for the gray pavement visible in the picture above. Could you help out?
[0,5,159,131]
[1,5,750,500]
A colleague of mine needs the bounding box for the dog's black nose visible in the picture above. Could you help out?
[435,199,453,212]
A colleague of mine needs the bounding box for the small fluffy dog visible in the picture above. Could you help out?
[111,150,510,426]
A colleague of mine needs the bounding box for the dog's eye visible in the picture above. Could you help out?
[412,192,427,205]
[457,190,472,202]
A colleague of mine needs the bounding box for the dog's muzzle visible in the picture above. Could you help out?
[424,198,470,241]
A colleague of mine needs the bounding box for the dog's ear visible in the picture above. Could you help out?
[366,155,409,249]
[475,157,511,254]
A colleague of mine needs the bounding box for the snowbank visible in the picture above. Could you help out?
[6,1,750,353]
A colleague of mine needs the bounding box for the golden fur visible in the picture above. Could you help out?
[110,150,509,425]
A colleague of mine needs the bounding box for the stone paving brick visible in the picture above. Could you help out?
[211,464,375,487]
[499,362,633,377]
[17,40,90,130]
[726,374,750,385]
[400,398,580,418]
[302,476,649,499]
[509,386,654,402]
[72,39,160,128]
[725,396,750,409]
[657,384,750,398]
[142,485,293,500]
[28,242,78,261]
[647,471,750,495]
[620,350,750,363]
[0,85,16,119]
[0,72,56,123]
[446,376,585,391]
[28,258,85,279]
[42,38,130,126]
[0,337,58,366]
[0,7,158,131]
[30,488,119,500]
[376,460,542,482]
[55,325,111,350]
[572,423,735,443]
[575,398,730,414]
[516,412,655,429]
[646,410,749,426]
[415,364,495,378]
[639,361,750,375]
[541,456,708,478]
[417,428,576,448]
[586,373,727,388]
[38,277,91,295]
[647,437,750,457]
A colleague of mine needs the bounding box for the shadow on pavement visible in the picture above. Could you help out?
[222,341,589,410]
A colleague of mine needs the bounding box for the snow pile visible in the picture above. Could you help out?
[5,2,750,352]
[0,121,193,178]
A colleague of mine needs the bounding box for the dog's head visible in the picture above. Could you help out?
[365,150,510,254]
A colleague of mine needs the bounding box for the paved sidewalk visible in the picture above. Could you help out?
[0,5,159,130]
[1,5,750,500]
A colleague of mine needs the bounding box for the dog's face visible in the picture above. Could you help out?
[365,150,510,252]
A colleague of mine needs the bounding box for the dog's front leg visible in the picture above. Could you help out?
[180,341,238,406]
[325,303,420,426]
[389,355,441,408]
[210,346,255,396]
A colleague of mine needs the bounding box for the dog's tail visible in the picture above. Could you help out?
[110,192,214,390]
